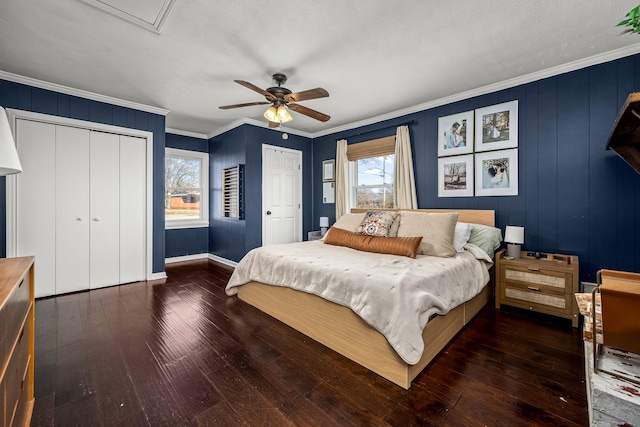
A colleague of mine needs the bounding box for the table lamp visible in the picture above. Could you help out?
[0,107,22,176]
[319,217,329,236]
[504,226,524,259]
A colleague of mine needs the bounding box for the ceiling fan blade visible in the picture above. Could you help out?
[284,87,329,103]
[234,80,277,100]
[219,101,270,110]
[288,103,330,122]
[268,121,281,128]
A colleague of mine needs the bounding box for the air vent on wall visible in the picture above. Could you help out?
[223,165,245,219]
[82,0,176,33]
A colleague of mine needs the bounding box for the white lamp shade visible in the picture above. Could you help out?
[504,226,524,245]
[319,217,329,228]
[0,107,22,176]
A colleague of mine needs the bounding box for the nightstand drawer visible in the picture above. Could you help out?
[503,266,570,295]
[502,286,573,315]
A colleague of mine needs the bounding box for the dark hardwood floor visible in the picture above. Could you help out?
[31,259,588,426]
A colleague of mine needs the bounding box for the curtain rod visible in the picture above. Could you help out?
[338,120,414,140]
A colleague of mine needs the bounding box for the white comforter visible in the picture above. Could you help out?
[226,241,491,365]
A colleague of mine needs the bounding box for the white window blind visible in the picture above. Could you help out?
[223,165,244,219]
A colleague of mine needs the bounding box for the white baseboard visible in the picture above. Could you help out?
[165,253,209,264]
[164,253,238,268]
[207,253,238,268]
[149,272,168,280]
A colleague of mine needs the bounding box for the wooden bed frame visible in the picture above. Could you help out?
[237,209,495,389]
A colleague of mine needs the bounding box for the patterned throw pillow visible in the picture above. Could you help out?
[355,211,398,237]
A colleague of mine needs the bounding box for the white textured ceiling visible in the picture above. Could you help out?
[1,1,640,136]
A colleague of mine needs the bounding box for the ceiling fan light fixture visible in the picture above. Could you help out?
[276,105,292,123]
[263,105,278,121]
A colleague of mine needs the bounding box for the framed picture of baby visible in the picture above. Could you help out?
[474,100,518,152]
[437,110,474,157]
[474,149,518,196]
[438,154,474,197]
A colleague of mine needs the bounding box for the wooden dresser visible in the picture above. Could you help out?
[0,257,35,427]
[495,249,579,327]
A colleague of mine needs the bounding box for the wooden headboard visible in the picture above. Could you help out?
[351,209,495,227]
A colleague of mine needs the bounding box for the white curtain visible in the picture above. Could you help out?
[335,139,349,219]
[393,125,418,209]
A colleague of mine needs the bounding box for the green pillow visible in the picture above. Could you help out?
[461,222,503,257]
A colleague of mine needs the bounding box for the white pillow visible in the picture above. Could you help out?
[453,222,473,253]
[321,213,367,240]
[396,211,458,257]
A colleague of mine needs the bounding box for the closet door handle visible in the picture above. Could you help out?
[93,217,101,222]
[76,217,84,221]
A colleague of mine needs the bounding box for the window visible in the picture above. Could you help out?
[346,135,396,209]
[165,148,209,228]
[354,155,395,208]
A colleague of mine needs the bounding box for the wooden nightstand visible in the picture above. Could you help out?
[495,249,579,327]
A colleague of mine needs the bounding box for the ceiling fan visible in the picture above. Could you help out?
[219,73,330,128]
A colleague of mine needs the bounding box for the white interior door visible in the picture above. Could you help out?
[89,131,120,289]
[262,145,302,246]
[55,125,91,294]
[15,119,57,298]
[119,135,146,283]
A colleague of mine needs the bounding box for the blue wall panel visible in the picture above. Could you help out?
[165,228,208,258]
[209,125,313,262]
[311,53,640,281]
[0,79,166,273]
[164,132,210,258]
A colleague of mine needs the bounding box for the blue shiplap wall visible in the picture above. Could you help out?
[165,133,210,258]
[209,124,313,262]
[313,54,640,282]
[0,79,166,273]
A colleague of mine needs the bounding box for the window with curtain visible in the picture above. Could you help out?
[347,135,396,209]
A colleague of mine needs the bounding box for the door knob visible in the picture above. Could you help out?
[266,211,272,215]
[76,217,84,221]
[93,217,101,221]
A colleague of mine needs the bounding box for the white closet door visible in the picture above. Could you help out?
[15,120,57,298]
[119,135,146,283]
[55,125,91,294]
[89,131,120,289]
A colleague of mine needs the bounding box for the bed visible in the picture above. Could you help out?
[227,209,497,389]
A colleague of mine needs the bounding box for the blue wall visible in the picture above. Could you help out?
[4,51,640,281]
[313,54,640,282]
[165,133,209,258]
[0,79,166,273]
[209,125,313,262]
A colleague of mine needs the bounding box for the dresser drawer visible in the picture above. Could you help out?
[10,355,31,427]
[5,320,30,427]
[5,275,31,344]
[502,265,571,295]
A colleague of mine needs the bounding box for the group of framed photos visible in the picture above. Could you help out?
[437,100,518,197]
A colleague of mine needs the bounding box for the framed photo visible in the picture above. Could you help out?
[438,154,474,197]
[322,159,335,182]
[438,111,474,157]
[474,100,518,152]
[475,149,518,196]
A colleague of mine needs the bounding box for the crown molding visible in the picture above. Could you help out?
[207,117,313,139]
[0,70,170,116]
[165,128,208,139]
[311,43,640,138]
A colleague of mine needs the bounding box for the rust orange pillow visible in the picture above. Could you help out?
[324,226,423,258]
